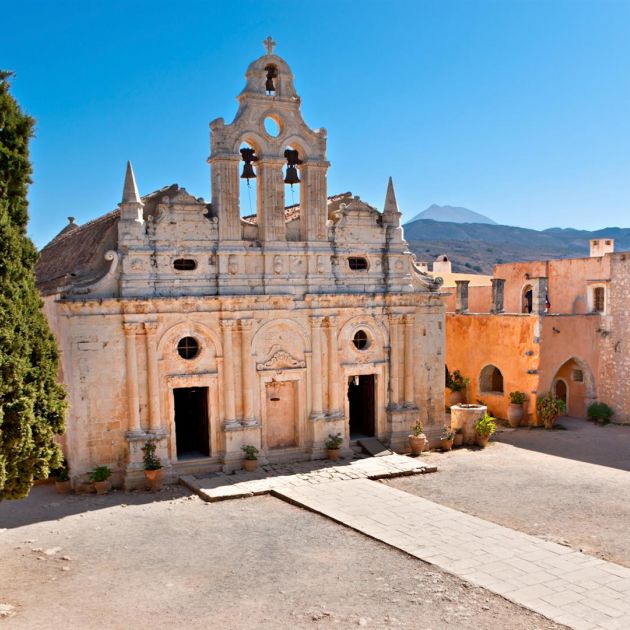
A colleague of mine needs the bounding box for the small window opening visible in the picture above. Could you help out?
[348,256,368,271]
[264,64,278,95]
[177,337,200,360]
[352,330,369,351]
[522,284,533,313]
[173,258,197,271]
[479,365,504,393]
[572,369,584,382]
[264,116,280,137]
[593,287,605,312]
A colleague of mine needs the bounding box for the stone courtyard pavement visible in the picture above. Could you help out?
[183,452,630,630]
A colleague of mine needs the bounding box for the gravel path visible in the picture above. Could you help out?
[0,485,562,629]
[385,418,630,568]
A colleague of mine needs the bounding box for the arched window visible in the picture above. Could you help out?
[479,365,504,394]
[264,64,278,95]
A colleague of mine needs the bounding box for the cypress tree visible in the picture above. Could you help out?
[0,71,66,500]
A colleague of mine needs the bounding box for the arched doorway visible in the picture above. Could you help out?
[522,284,533,313]
[551,357,595,419]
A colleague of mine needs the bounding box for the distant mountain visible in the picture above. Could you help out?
[402,218,630,275]
[408,204,497,225]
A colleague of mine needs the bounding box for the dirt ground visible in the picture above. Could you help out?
[0,484,563,630]
[386,417,630,568]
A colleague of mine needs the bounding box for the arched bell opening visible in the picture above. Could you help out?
[283,145,302,210]
[264,63,278,96]
[239,141,260,218]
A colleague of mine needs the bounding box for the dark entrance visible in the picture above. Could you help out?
[173,387,210,458]
[348,374,375,438]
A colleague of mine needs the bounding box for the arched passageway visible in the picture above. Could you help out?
[551,357,596,419]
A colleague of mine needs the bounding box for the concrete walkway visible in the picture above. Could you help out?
[274,479,630,630]
[180,454,435,501]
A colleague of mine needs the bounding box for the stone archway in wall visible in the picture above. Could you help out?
[550,356,596,419]
[252,319,308,451]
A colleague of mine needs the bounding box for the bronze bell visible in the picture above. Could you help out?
[265,65,277,94]
[284,164,300,185]
[240,147,258,179]
[241,162,256,179]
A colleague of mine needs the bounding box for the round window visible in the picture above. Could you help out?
[352,330,369,351]
[177,336,199,360]
[264,116,280,137]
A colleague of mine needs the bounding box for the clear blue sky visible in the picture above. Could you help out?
[3,0,630,247]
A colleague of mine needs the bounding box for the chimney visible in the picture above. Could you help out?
[455,280,469,314]
[590,239,614,257]
[491,278,505,314]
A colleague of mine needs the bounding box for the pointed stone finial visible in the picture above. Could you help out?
[383,176,401,227]
[384,176,399,214]
[121,161,141,204]
[263,36,276,55]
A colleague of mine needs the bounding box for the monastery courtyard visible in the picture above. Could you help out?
[1,419,629,630]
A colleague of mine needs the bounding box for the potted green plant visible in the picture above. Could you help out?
[587,402,613,425]
[241,445,259,472]
[325,433,343,461]
[475,413,496,448]
[409,422,427,456]
[507,391,526,427]
[536,394,567,430]
[440,427,455,451]
[142,441,164,491]
[54,461,72,494]
[89,465,112,495]
[453,427,464,448]
[446,370,470,406]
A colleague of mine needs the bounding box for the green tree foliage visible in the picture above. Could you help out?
[0,71,66,500]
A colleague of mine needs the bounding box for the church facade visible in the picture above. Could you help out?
[36,41,445,488]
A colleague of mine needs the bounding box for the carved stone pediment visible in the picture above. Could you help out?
[256,347,305,371]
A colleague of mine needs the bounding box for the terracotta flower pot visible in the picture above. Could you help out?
[243,459,258,472]
[93,480,110,495]
[55,480,72,494]
[327,448,340,461]
[449,390,465,406]
[409,434,427,456]
[475,434,490,448]
[144,468,164,491]
[507,403,524,428]
[440,438,454,452]
[453,433,464,447]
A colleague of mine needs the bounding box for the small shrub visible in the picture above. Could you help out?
[325,433,343,449]
[142,441,162,471]
[475,413,496,437]
[587,402,613,424]
[410,422,425,437]
[536,394,567,430]
[446,370,470,393]
[509,391,526,405]
[89,466,112,483]
[441,427,454,440]
[241,445,259,460]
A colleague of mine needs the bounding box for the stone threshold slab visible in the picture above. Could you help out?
[180,454,436,502]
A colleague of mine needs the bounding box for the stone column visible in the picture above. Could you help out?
[310,316,324,418]
[403,314,415,406]
[299,162,328,241]
[491,278,506,314]
[455,280,469,314]
[240,319,255,426]
[327,316,339,416]
[257,159,285,242]
[388,314,402,408]
[123,322,142,434]
[211,155,240,241]
[144,321,161,432]
[221,320,238,427]
[532,277,549,315]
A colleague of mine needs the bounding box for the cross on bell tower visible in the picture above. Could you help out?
[263,36,276,55]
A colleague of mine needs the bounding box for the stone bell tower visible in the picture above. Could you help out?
[208,37,329,244]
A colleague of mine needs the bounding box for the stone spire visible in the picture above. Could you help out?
[121,161,141,204]
[383,176,401,226]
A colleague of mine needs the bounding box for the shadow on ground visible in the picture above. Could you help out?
[493,416,630,472]
[0,483,192,530]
